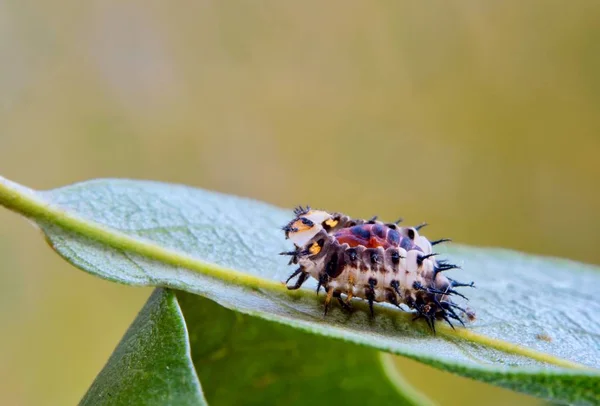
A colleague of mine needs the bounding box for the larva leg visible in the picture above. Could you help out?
[324,287,334,316]
[316,273,328,295]
[345,289,353,305]
[287,271,308,290]
[333,291,352,312]
[285,267,302,284]
[345,273,355,306]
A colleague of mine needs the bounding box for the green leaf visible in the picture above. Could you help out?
[81,289,207,406]
[0,176,599,405]
[177,290,432,406]
[83,287,431,405]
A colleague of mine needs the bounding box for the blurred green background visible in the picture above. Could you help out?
[1,1,598,405]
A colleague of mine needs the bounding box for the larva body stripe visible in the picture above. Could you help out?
[281,207,475,332]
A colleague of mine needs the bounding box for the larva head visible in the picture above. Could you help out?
[283,207,335,247]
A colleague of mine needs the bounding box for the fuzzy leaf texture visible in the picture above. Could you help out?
[0,176,598,405]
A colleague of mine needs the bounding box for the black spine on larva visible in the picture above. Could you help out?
[368,248,380,265]
[345,248,358,263]
[388,248,401,267]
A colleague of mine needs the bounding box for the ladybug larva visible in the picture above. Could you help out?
[281,206,475,332]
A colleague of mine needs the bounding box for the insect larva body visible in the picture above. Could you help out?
[281,206,475,332]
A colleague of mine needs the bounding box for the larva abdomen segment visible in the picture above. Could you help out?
[303,231,423,304]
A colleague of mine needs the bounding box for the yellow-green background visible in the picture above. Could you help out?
[1,2,598,405]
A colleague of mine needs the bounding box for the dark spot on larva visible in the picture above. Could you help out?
[326,254,342,278]
[372,224,386,238]
[390,249,400,264]
[407,228,415,240]
[351,225,371,240]
[370,251,379,264]
[301,217,314,226]
[387,229,400,245]
[346,248,357,262]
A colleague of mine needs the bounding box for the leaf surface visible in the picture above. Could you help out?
[177,290,430,406]
[0,176,598,405]
[81,289,207,405]
[83,288,428,406]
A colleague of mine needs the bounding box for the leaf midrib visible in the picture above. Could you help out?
[0,175,594,372]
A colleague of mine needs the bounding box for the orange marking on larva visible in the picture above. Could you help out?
[291,219,313,232]
[334,233,368,248]
[325,287,334,304]
[309,242,321,255]
[368,235,389,249]
[325,219,339,228]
